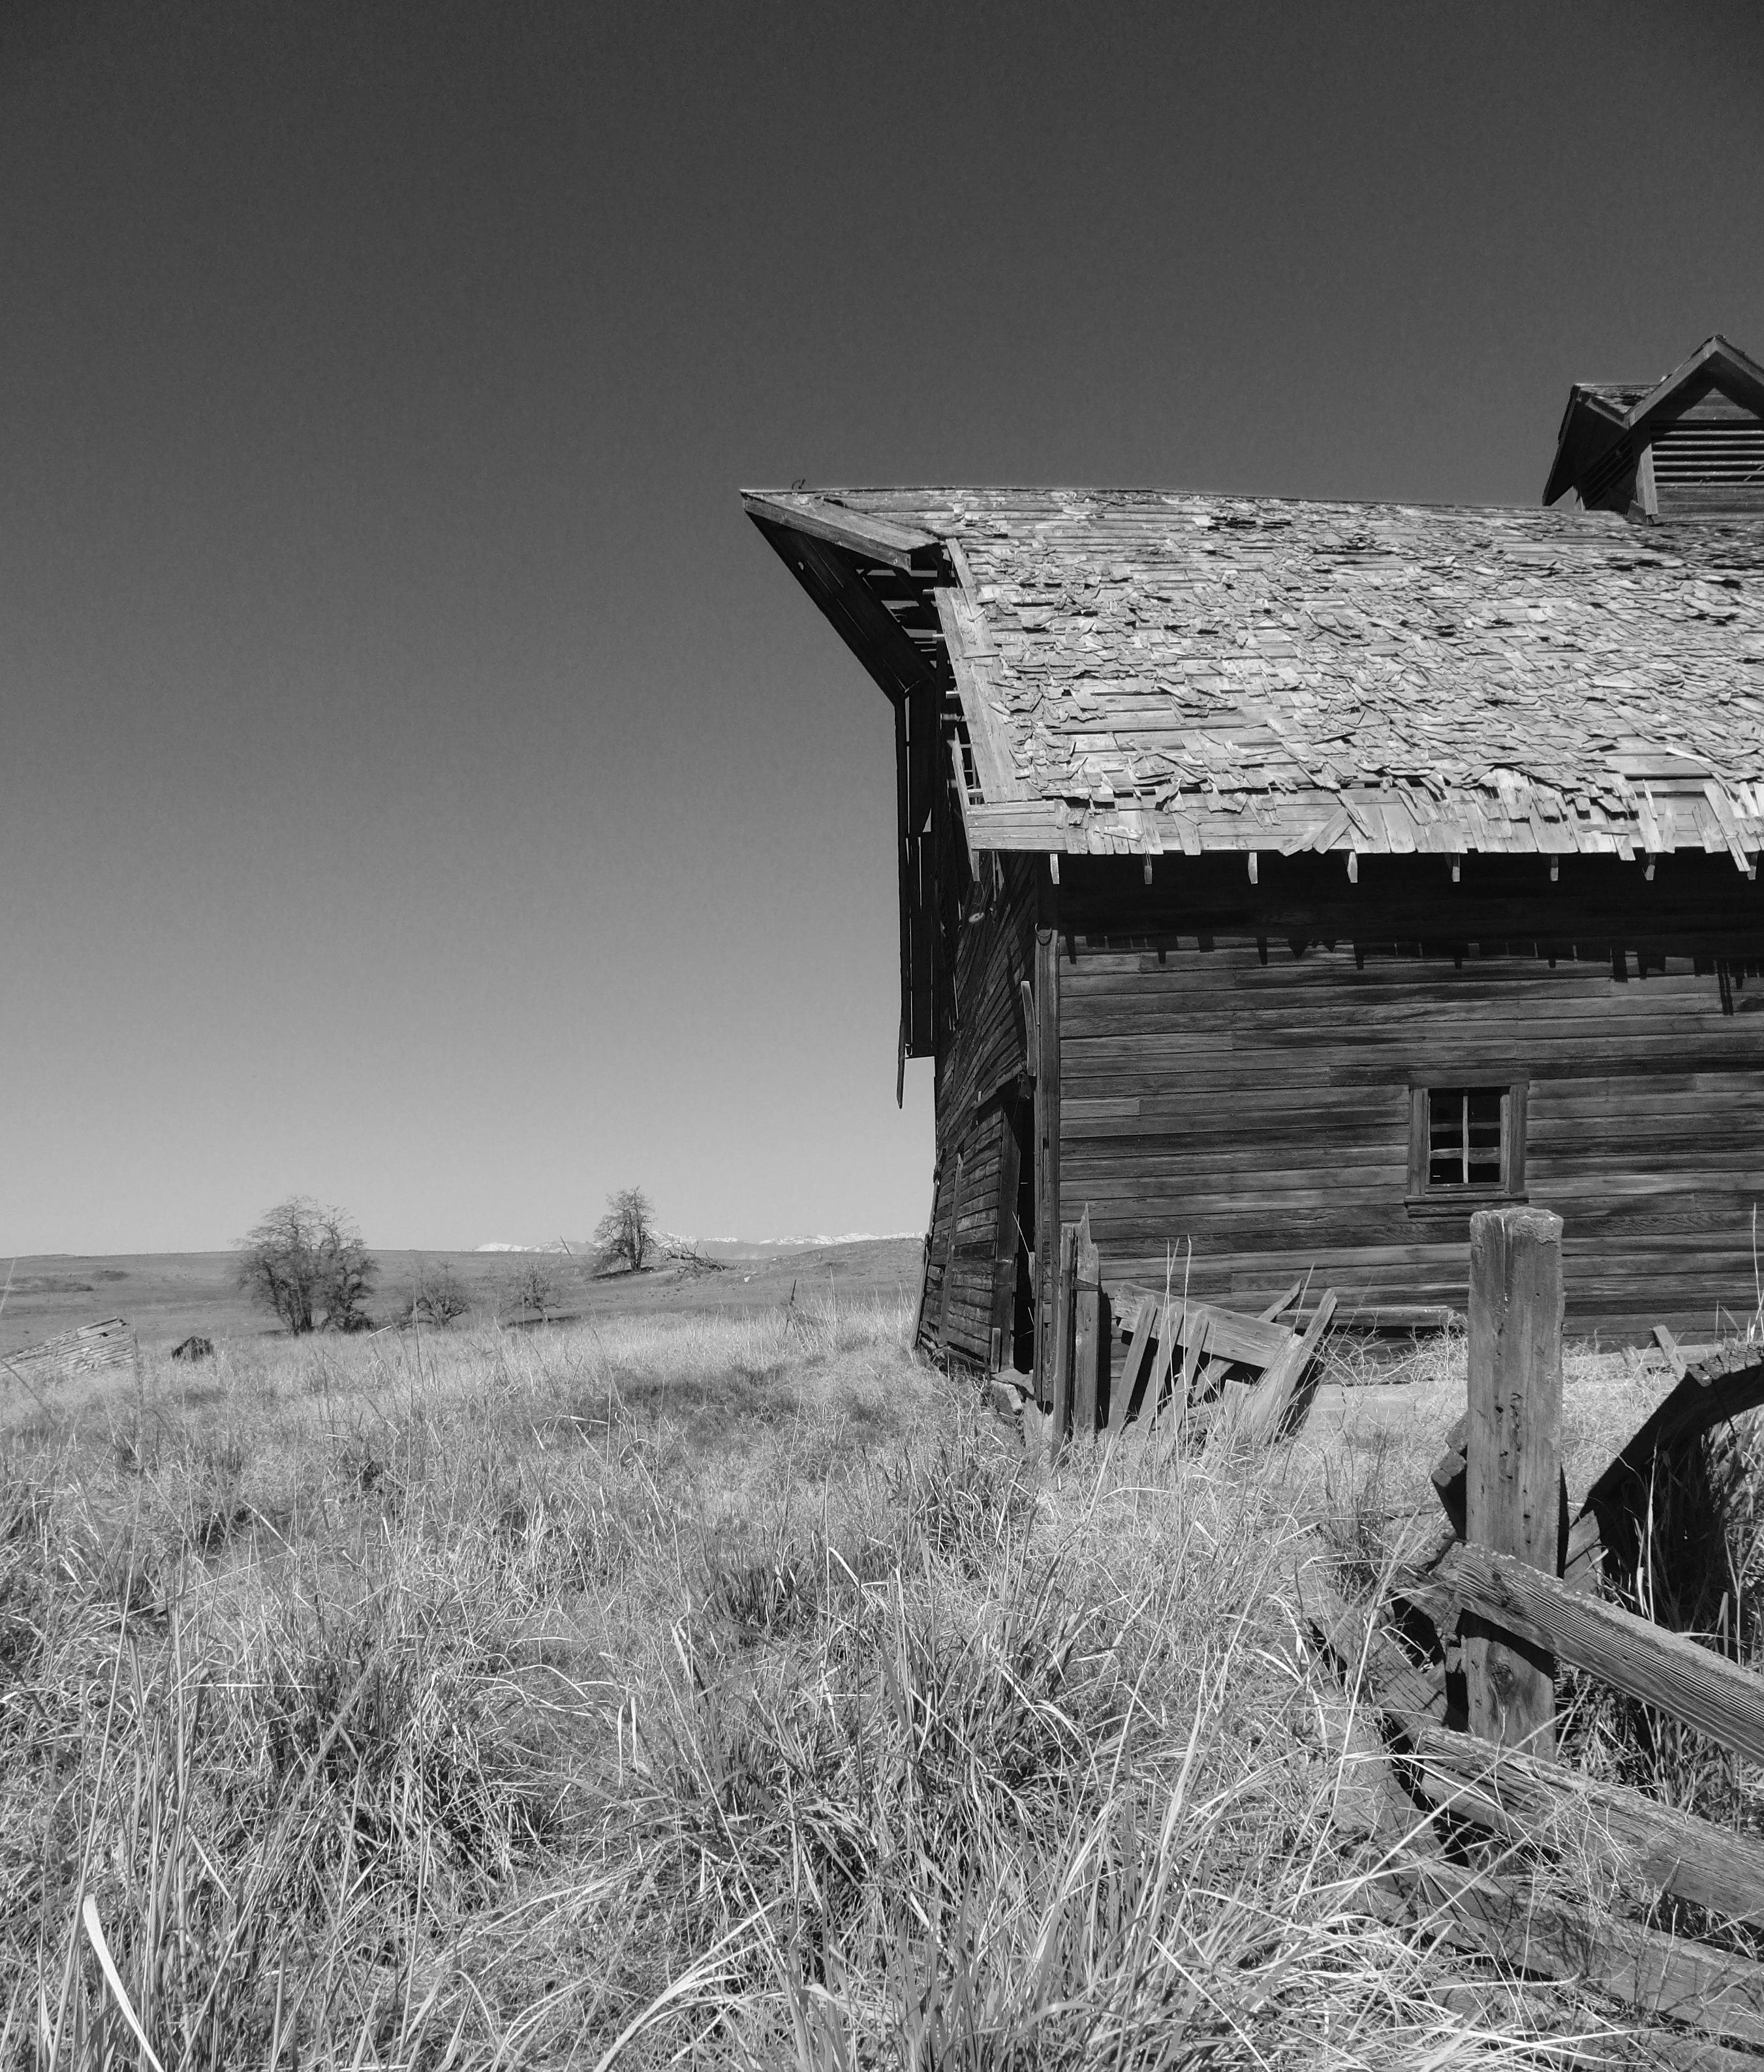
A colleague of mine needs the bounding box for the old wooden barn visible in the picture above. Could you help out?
[745,334,1764,1389]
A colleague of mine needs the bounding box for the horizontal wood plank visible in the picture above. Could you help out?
[1440,1543,1764,1765]
[1402,1719,1764,1928]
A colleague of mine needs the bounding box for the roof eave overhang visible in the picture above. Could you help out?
[965,786,1760,876]
[743,489,1009,837]
[740,491,947,577]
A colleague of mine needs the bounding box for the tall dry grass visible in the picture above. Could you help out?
[0,1297,1654,2067]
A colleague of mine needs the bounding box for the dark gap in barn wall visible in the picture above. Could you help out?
[1057,850,1764,954]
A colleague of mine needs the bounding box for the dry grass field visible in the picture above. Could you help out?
[0,1239,923,1360]
[3,1280,1752,2068]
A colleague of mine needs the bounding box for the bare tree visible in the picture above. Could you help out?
[506,1257,559,1322]
[593,1186,656,1275]
[237,1199,377,1335]
[405,1258,470,1328]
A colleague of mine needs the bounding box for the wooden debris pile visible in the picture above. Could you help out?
[2,1317,135,1395]
[1305,1205,1764,2061]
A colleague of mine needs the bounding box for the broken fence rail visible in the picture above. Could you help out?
[1307,1203,1764,2054]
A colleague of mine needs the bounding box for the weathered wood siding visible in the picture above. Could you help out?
[1060,938,1764,1339]
[918,857,1038,1366]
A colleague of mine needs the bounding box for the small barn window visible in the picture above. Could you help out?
[1429,1089,1502,1186]
[1406,1082,1527,1213]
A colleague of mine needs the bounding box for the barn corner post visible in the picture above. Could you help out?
[1072,1208,1104,1437]
[1464,1204,1565,1755]
[1033,858,1062,1428]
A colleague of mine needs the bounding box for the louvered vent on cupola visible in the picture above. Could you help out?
[1650,411,1764,512]
[1543,334,1764,521]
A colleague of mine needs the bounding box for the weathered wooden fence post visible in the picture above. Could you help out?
[1464,1205,1565,1755]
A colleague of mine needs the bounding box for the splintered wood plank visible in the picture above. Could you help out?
[1441,1542,1764,1767]
[1134,1303,1183,1424]
[3,1317,135,1385]
[1109,1286,1295,1367]
[1464,1207,1564,1755]
[1298,1569,1448,1727]
[1110,1289,1160,1432]
[1107,1284,1154,1341]
[1653,1322,1688,1380]
[1235,1290,1338,1444]
[1177,1320,1209,1410]
[1257,1277,1306,1322]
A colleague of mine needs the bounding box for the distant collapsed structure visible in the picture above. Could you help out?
[745,335,1764,1387]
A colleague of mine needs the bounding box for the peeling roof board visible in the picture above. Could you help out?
[743,486,1764,871]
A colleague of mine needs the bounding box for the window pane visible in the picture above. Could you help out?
[1428,1089,1463,1186]
[1424,1085,1507,1190]
[1466,1089,1503,1184]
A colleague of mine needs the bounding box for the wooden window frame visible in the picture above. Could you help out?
[1404,1081,1528,1218]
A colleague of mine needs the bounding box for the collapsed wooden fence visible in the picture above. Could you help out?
[1,1316,136,1396]
[1305,1206,1764,2060]
[1037,1206,1339,1458]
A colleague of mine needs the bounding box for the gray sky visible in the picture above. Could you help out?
[5,1,1762,1254]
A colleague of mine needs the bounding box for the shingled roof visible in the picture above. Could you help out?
[744,486,1764,870]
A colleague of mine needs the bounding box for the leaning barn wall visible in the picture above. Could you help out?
[918,858,1038,1367]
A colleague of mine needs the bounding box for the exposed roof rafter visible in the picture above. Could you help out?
[741,491,945,576]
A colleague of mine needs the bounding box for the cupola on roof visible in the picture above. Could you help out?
[1543,334,1764,520]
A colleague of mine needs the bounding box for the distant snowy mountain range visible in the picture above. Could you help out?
[474,1231,916,1256]
[764,1233,920,1246]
